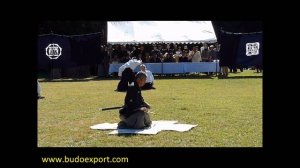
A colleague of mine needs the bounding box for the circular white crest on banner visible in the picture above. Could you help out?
[45,43,62,59]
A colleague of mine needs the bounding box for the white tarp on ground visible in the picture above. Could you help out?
[107,21,217,44]
[90,120,197,135]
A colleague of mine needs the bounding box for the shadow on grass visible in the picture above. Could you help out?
[39,76,120,82]
[39,74,216,82]
[116,133,138,137]
[39,73,262,82]
[218,76,262,79]
[155,74,214,80]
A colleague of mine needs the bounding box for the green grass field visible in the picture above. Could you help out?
[38,70,262,147]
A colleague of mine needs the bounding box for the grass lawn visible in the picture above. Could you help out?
[38,70,262,147]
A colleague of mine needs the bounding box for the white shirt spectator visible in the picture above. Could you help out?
[118,58,142,77]
[145,70,154,83]
[37,80,45,99]
[189,50,201,62]
[37,81,41,97]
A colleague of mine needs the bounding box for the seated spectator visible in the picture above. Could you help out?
[149,54,161,63]
[179,50,190,62]
[111,55,119,64]
[151,45,161,58]
[144,52,151,63]
[173,51,182,63]
[163,53,175,62]
[138,64,155,90]
[119,55,130,63]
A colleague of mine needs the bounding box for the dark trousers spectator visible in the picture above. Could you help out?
[256,65,262,73]
[229,66,243,73]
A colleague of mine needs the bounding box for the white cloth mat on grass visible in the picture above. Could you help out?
[90,120,197,135]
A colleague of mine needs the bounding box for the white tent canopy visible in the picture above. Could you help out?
[107,21,217,44]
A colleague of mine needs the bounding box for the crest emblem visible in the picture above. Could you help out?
[46,44,62,59]
[246,42,259,56]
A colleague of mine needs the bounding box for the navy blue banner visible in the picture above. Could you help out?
[219,31,263,67]
[37,35,72,70]
[236,33,262,66]
[70,33,102,66]
[38,33,103,70]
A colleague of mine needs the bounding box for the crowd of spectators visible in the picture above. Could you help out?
[100,42,262,77]
[103,43,219,64]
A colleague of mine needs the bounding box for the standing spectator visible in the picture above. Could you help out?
[100,45,109,77]
[37,81,45,99]
[208,45,218,61]
[188,46,201,62]
[201,43,210,62]
[218,44,229,77]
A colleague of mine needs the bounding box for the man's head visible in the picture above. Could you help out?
[135,72,147,87]
[140,64,146,72]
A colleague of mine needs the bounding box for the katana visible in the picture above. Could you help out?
[100,106,123,111]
